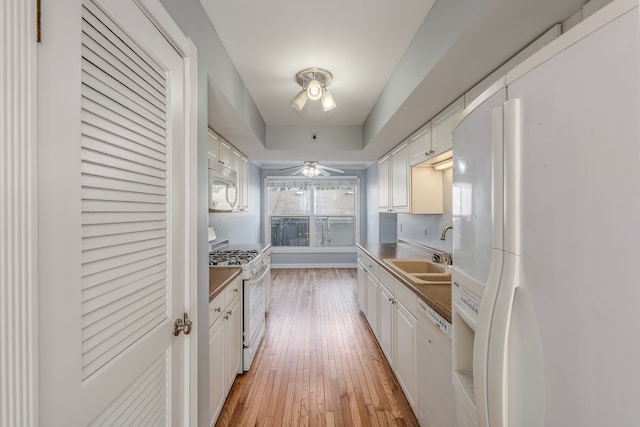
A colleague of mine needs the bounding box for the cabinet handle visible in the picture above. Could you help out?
[227,310,232,316]
[233,288,239,293]
[223,314,229,320]
[214,307,221,313]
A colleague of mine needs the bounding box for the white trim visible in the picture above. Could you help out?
[271,264,358,269]
[132,2,199,425]
[506,0,637,85]
[1,0,38,425]
[183,37,199,427]
[270,246,357,254]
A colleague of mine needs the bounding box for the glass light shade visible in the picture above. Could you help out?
[301,166,320,177]
[306,79,322,100]
[321,90,336,111]
[291,89,308,111]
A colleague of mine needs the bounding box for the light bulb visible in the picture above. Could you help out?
[307,79,322,100]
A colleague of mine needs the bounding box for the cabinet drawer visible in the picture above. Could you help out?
[364,254,379,278]
[209,292,225,327]
[394,280,417,317]
[224,278,242,304]
[378,268,394,294]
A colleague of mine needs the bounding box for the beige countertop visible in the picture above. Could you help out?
[209,267,242,301]
[357,241,452,322]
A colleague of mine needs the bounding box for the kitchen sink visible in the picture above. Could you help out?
[383,258,451,285]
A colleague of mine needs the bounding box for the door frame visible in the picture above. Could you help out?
[124,2,200,425]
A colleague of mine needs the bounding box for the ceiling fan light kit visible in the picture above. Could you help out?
[279,161,344,177]
[292,67,336,111]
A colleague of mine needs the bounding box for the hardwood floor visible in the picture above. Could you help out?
[215,268,419,427]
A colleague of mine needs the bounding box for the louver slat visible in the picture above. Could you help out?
[89,355,167,426]
[80,1,169,381]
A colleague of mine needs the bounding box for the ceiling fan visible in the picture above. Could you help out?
[278,161,344,177]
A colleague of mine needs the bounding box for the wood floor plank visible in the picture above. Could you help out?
[215,268,419,427]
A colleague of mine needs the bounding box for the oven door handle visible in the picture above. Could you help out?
[246,263,270,286]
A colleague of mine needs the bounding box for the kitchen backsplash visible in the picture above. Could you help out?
[397,213,453,254]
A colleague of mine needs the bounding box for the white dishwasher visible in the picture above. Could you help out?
[417,299,457,427]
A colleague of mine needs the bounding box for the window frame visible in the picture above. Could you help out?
[264,176,360,252]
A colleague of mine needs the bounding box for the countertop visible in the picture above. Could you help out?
[209,267,242,301]
[357,241,452,322]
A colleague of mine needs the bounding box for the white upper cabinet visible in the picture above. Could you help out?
[207,128,233,169]
[431,96,464,156]
[219,139,233,168]
[378,142,410,213]
[239,156,249,211]
[390,143,410,212]
[409,122,432,166]
[378,155,391,211]
[208,129,220,163]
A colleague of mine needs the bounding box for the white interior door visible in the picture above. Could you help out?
[38,1,190,425]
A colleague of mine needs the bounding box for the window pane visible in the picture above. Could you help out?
[271,217,309,246]
[269,186,310,215]
[314,186,355,215]
[315,217,354,246]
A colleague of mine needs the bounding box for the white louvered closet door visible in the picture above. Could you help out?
[38,0,189,425]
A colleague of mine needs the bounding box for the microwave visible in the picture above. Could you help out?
[208,159,238,212]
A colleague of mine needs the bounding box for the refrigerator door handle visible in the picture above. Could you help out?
[486,255,519,427]
[485,98,522,427]
[473,104,506,427]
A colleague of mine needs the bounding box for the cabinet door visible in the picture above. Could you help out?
[377,156,390,211]
[409,122,432,166]
[208,129,220,163]
[356,260,367,314]
[240,156,249,210]
[379,284,395,368]
[366,274,380,338]
[396,302,417,410]
[226,295,242,388]
[390,143,410,212]
[431,96,463,156]
[219,139,232,167]
[209,318,226,425]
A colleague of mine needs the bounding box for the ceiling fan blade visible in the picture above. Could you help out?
[278,165,304,172]
[317,165,344,174]
[318,168,330,176]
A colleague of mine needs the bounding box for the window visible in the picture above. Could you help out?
[266,177,359,248]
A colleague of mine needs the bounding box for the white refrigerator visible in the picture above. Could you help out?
[451,1,640,426]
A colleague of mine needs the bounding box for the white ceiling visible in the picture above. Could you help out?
[200,0,586,169]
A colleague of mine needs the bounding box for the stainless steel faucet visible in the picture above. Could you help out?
[440,225,453,240]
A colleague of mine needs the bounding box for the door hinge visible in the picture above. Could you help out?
[173,313,192,336]
[36,0,41,42]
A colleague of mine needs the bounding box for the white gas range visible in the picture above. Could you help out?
[209,243,271,371]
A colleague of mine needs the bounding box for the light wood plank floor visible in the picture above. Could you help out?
[216,268,419,427]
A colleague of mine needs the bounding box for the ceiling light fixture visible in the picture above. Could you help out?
[291,67,336,112]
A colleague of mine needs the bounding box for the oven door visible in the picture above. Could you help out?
[243,262,270,371]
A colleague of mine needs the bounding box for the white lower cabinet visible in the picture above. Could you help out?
[356,258,367,315]
[366,272,380,339]
[395,301,417,410]
[209,276,243,426]
[379,283,395,367]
